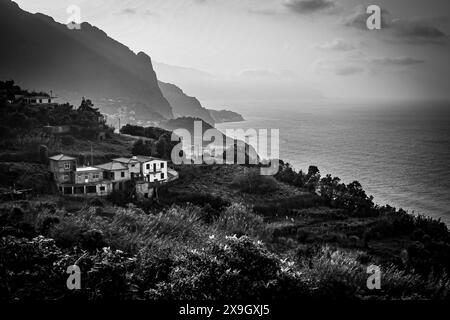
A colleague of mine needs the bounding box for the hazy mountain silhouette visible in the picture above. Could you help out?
[208,109,245,123]
[0,0,173,120]
[158,81,215,125]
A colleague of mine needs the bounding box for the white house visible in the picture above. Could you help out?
[23,95,54,105]
[133,155,168,183]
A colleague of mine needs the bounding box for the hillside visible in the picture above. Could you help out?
[0,0,172,120]
[158,81,215,125]
[208,109,245,123]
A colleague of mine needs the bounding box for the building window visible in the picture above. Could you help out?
[131,164,135,168]
[64,163,71,170]
[99,186,105,191]
[39,99,42,103]
[48,99,51,103]
[146,164,150,170]
[121,171,125,178]
[153,163,156,172]
[161,162,164,168]
[93,174,99,179]
[161,173,165,180]
[63,174,69,180]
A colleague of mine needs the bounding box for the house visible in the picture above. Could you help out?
[62,173,113,197]
[23,95,54,105]
[133,155,168,183]
[75,166,103,184]
[95,161,130,191]
[48,154,77,184]
[135,180,154,200]
[48,153,175,198]
[112,157,141,179]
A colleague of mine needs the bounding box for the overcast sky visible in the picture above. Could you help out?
[14,0,450,108]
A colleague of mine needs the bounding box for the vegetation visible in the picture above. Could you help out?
[1,198,449,300]
[231,169,279,194]
[1,81,450,301]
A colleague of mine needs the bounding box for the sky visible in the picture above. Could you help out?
[14,0,450,109]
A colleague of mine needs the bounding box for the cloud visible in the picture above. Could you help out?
[240,69,298,79]
[284,0,335,14]
[368,57,425,67]
[313,59,364,76]
[120,8,156,16]
[389,19,447,43]
[343,5,389,29]
[313,55,425,76]
[343,6,447,44]
[315,39,356,51]
[248,8,278,16]
[335,65,364,76]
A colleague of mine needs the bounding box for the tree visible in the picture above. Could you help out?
[132,139,153,156]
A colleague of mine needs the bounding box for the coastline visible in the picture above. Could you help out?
[216,110,450,226]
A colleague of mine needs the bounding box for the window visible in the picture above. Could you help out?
[99,186,105,191]
[161,162,164,168]
[146,164,150,170]
[39,99,42,103]
[131,164,135,168]
[63,174,69,180]
[84,175,89,180]
[121,171,125,178]
[153,163,156,172]
[48,99,51,103]
[161,173,165,180]
[64,163,71,170]
[93,174,100,179]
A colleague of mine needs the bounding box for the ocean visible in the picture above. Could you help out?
[215,102,450,225]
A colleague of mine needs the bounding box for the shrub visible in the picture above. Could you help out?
[145,236,309,300]
[231,169,278,194]
[215,203,264,237]
[61,135,75,146]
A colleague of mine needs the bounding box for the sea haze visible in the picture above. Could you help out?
[216,101,450,225]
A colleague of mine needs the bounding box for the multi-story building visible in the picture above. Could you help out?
[48,154,77,184]
[95,161,130,191]
[133,156,168,183]
[49,153,172,197]
[112,157,141,179]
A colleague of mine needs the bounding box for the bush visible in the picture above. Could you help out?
[215,203,264,237]
[145,236,309,300]
[61,135,75,146]
[231,169,278,194]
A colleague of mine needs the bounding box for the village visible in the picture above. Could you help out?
[48,154,179,200]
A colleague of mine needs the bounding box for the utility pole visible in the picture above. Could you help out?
[118,117,121,134]
[90,142,93,166]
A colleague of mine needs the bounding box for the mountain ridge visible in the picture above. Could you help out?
[0,0,173,120]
